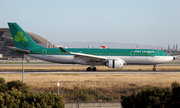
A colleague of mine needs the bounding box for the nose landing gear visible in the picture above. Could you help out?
[153,65,156,71]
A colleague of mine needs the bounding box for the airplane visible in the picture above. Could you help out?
[8,23,175,71]
[100,45,107,49]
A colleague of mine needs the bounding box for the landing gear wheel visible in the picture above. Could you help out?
[92,67,97,71]
[153,68,156,71]
[87,67,91,71]
[153,65,156,71]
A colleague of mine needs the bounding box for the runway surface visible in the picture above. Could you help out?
[0,60,180,74]
[0,63,180,66]
[0,70,180,74]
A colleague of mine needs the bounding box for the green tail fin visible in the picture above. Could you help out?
[8,23,42,49]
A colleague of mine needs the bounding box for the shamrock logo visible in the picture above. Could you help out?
[14,31,28,44]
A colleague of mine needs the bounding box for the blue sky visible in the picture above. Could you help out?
[1,0,180,46]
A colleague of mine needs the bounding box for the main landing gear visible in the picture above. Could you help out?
[87,67,97,71]
[87,61,97,71]
[153,65,156,71]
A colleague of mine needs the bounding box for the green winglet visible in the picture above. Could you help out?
[60,47,67,52]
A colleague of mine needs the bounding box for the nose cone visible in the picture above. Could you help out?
[173,57,175,60]
[170,56,174,61]
[164,56,174,63]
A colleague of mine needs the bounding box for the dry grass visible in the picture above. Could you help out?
[1,73,180,90]
[2,72,180,102]
[0,65,180,71]
[1,65,180,90]
[1,65,180,102]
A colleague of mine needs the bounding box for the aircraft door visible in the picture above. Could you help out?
[155,51,159,56]
[42,49,47,56]
[155,51,159,58]
[130,51,135,58]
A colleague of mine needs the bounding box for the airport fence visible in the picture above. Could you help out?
[65,102,122,108]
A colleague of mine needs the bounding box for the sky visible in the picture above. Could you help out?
[1,0,180,47]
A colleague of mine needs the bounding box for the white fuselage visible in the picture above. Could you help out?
[27,54,173,65]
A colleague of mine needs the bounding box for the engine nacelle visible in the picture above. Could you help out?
[106,59,123,69]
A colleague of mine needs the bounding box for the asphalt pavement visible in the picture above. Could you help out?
[0,70,180,74]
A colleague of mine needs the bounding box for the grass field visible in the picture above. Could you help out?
[1,65,180,102]
[1,73,180,89]
[1,65,180,89]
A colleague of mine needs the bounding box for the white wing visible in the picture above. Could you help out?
[60,47,108,63]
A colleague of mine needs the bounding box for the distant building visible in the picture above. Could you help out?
[173,45,175,51]
[0,28,52,58]
[136,45,138,49]
[176,44,179,51]
[157,46,160,50]
[168,45,170,53]
[161,47,163,51]
[54,45,63,48]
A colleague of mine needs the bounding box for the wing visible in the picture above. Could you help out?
[60,47,108,64]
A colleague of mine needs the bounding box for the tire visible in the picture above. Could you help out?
[87,67,91,71]
[153,68,156,71]
[92,67,96,71]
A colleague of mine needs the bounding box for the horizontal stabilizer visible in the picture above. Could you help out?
[7,46,30,54]
[1,36,13,41]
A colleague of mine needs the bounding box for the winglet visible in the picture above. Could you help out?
[60,47,67,52]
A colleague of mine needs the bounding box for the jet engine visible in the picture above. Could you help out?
[106,59,123,69]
